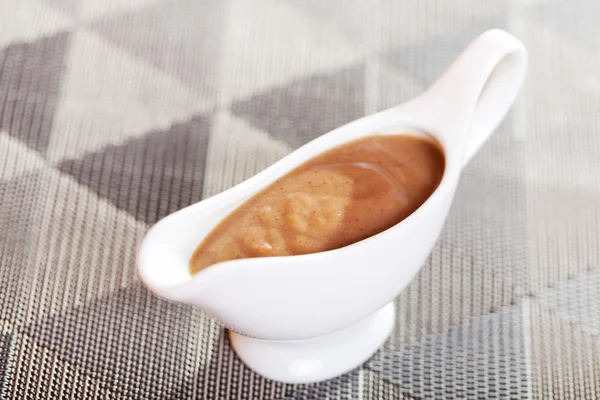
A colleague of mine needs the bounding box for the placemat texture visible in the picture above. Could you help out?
[1,0,599,399]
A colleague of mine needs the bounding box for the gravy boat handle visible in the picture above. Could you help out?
[407,29,527,166]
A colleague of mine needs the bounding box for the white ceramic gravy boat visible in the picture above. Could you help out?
[138,29,527,384]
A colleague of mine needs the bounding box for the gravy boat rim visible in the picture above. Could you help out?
[138,114,460,296]
[195,127,451,270]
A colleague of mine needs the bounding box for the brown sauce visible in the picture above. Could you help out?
[190,134,445,274]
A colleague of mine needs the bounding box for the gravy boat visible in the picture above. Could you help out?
[138,29,527,384]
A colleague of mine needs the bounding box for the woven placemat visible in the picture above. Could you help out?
[1,0,599,398]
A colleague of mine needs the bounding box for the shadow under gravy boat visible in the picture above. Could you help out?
[138,29,527,384]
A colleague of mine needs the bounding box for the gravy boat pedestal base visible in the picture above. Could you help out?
[230,302,395,384]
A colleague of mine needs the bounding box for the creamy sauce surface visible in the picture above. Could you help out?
[190,134,445,274]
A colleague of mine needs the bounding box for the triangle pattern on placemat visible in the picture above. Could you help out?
[527,184,600,295]
[7,332,119,399]
[0,0,73,49]
[202,111,292,198]
[537,268,600,336]
[0,31,71,154]
[218,0,364,103]
[23,284,210,399]
[46,27,210,163]
[529,300,600,400]
[382,19,509,86]
[369,305,531,399]
[88,0,230,96]
[231,63,366,149]
[0,167,148,327]
[284,0,508,53]
[58,114,211,224]
[0,132,47,183]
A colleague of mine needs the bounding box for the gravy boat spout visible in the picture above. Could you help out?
[138,29,527,384]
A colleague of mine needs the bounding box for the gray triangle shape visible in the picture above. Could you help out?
[58,114,211,224]
[24,284,197,399]
[383,19,509,86]
[88,0,229,94]
[368,305,531,399]
[231,63,366,149]
[538,268,600,336]
[0,31,71,154]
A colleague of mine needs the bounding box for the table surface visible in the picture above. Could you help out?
[1,0,599,399]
